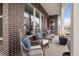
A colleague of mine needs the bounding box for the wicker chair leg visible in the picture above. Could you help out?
[42,47,45,56]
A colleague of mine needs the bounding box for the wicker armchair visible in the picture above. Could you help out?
[19,30,43,56]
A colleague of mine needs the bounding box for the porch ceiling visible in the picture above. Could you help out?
[41,3,62,16]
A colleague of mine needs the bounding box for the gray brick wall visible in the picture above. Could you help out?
[1,3,24,56]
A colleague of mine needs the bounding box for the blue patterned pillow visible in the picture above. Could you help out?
[22,36,31,49]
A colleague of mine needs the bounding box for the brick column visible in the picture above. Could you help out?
[1,3,24,56]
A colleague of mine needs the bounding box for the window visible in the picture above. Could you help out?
[0,3,3,37]
[24,4,45,35]
[35,10,40,33]
[0,3,2,15]
[24,4,34,35]
[41,14,45,32]
[50,20,55,34]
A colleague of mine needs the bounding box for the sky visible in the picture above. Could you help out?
[64,3,71,26]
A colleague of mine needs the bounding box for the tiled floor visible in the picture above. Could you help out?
[45,35,69,56]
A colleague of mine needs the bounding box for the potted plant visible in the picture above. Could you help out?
[59,32,68,45]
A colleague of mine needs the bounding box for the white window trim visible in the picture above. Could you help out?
[0,15,3,18]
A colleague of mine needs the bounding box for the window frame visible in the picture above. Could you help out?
[0,3,3,37]
[24,3,45,35]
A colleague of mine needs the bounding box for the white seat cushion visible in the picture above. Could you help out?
[30,45,43,56]
[43,40,49,45]
[30,45,41,49]
[0,38,3,41]
[30,48,43,56]
[28,35,34,38]
[50,34,54,37]
[47,35,52,38]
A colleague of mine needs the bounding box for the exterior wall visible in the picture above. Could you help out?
[1,3,24,56]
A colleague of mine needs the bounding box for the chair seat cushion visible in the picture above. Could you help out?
[47,35,52,39]
[43,40,49,45]
[50,34,54,37]
[30,45,41,49]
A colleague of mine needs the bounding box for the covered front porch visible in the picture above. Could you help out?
[0,3,79,56]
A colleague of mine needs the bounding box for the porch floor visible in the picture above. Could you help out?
[44,35,69,56]
[0,35,69,56]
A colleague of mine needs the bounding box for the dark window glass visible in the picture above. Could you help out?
[25,4,33,15]
[0,18,3,37]
[36,10,40,18]
[35,10,40,33]
[24,4,34,35]
[41,15,44,31]
[0,3,3,16]
[0,3,3,37]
